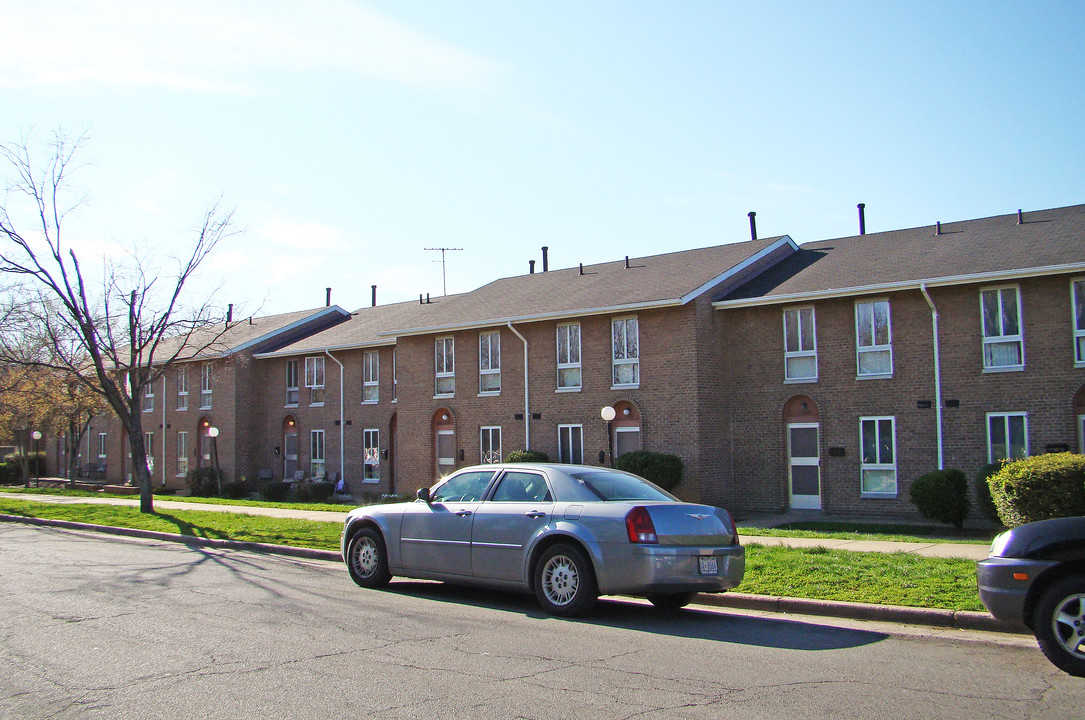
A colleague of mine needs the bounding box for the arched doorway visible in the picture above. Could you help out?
[611,400,642,460]
[282,416,299,480]
[783,396,821,510]
[1074,386,1085,453]
[433,408,456,479]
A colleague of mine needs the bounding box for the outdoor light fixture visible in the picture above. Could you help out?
[31,431,42,485]
[600,406,616,467]
[208,427,222,495]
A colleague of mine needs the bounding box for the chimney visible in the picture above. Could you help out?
[542,246,549,272]
[325,287,332,307]
[371,285,377,307]
[226,304,233,324]
[529,260,536,274]
[1017,208,1024,225]
[748,211,757,241]
[857,203,866,235]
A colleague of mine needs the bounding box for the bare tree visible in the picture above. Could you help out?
[0,130,236,512]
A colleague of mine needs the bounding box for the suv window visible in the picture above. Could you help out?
[431,471,495,503]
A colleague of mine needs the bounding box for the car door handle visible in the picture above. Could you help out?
[454,509,473,517]
[524,510,546,518]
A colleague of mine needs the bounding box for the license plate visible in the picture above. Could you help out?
[698,556,718,575]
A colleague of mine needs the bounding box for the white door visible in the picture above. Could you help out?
[788,423,821,510]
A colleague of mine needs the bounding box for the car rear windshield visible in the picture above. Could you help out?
[570,470,675,502]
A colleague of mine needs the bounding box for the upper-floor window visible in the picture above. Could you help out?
[176,367,188,411]
[285,360,300,406]
[556,323,581,391]
[611,317,640,387]
[988,412,1028,462]
[856,299,892,377]
[142,383,155,413]
[362,350,379,403]
[783,306,817,381]
[435,337,455,396]
[859,416,896,496]
[1073,278,1085,365]
[200,363,213,409]
[981,286,1024,370]
[305,356,325,405]
[479,331,501,394]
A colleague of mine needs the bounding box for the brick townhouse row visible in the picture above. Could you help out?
[58,203,1085,520]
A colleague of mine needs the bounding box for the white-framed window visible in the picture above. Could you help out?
[305,356,326,405]
[981,286,1024,370]
[392,350,398,403]
[364,429,380,482]
[856,299,892,377]
[285,359,300,406]
[176,367,188,411]
[310,429,325,479]
[97,432,107,459]
[859,416,896,496]
[144,432,155,474]
[783,306,817,381]
[200,363,213,409]
[362,350,379,404]
[176,432,188,477]
[987,412,1028,462]
[435,337,455,396]
[612,316,640,387]
[1073,278,1085,365]
[480,426,502,464]
[558,424,584,465]
[556,323,581,391]
[479,331,501,394]
[142,383,155,413]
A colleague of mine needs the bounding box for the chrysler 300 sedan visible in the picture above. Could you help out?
[341,463,745,615]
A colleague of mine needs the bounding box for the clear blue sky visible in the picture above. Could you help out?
[2,1,1082,316]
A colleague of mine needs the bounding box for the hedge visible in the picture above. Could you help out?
[614,450,683,492]
[987,453,1085,528]
[909,469,970,528]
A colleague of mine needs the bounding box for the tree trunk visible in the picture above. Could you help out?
[125,422,155,514]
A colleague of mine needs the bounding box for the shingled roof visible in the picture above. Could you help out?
[381,236,794,337]
[160,305,351,361]
[717,204,1085,306]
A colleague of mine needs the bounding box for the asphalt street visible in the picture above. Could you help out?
[2,523,1081,720]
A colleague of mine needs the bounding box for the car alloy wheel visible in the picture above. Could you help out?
[1033,575,1085,677]
[534,543,597,616]
[346,527,392,589]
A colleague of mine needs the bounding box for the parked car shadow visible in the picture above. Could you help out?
[385,581,888,651]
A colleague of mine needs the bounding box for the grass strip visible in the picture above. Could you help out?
[0,498,342,550]
[2,497,984,612]
[1,486,354,513]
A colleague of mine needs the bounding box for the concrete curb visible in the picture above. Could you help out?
[1,513,1026,635]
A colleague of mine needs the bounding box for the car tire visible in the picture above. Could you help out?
[346,527,392,589]
[646,592,696,611]
[1032,574,1085,677]
[533,543,597,616]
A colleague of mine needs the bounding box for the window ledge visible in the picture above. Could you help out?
[555,387,582,394]
[360,400,378,406]
[362,478,380,484]
[611,384,640,391]
[860,492,898,499]
[982,365,1025,374]
[784,377,818,385]
[856,373,893,381]
[199,406,212,411]
[478,391,500,398]
[433,394,455,400]
[284,403,299,409]
[310,403,325,408]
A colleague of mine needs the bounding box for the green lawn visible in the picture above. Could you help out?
[0,495,985,612]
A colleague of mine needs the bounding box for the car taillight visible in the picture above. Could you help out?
[626,506,658,544]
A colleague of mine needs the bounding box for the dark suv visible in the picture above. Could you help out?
[977,516,1085,676]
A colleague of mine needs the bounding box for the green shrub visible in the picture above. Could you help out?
[504,450,549,463]
[988,453,1085,528]
[186,467,223,497]
[260,482,291,502]
[221,481,250,499]
[614,450,684,492]
[909,469,970,528]
[0,460,19,485]
[304,482,335,503]
[152,485,176,496]
[974,462,1004,523]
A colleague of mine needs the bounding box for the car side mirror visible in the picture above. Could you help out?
[416,487,431,504]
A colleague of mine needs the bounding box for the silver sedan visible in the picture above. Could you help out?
[341,463,745,615]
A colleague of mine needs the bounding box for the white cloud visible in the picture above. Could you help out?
[0,0,506,96]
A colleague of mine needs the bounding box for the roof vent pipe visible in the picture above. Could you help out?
[1017,209,1024,225]
[227,304,233,324]
[529,260,536,274]
[419,293,423,305]
[936,221,942,236]
[748,211,757,241]
[542,246,549,272]
[858,203,866,235]
[625,256,630,269]
[326,287,332,307]
[427,293,431,304]
[371,285,377,307]
[579,263,584,276]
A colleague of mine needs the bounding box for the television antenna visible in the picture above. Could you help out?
[424,247,462,296]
